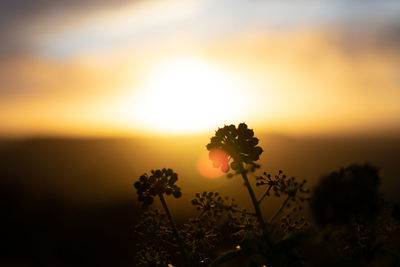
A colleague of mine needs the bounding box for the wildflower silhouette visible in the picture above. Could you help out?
[132,125,400,266]
[207,123,266,232]
[207,123,262,173]
[134,168,182,209]
[180,217,218,263]
[256,170,310,222]
[205,124,314,266]
[134,168,189,266]
[134,209,173,249]
[191,191,240,218]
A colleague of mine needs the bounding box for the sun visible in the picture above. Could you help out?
[133,58,248,133]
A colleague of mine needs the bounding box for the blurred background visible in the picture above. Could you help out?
[1,0,400,266]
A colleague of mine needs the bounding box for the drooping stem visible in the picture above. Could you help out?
[158,194,190,266]
[241,172,266,231]
[270,195,290,223]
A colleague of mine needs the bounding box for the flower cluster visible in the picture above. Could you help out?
[229,209,262,242]
[256,170,310,211]
[280,214,309,234]
[180,217,218,262]
[134,168,182,209]
[206,123,263,173]
[134,209,173,246]
[191,191,238,218]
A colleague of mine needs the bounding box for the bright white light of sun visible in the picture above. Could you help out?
[133,59,249,133]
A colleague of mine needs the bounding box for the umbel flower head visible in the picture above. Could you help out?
[206,123,263,173]
[134,168,182,209]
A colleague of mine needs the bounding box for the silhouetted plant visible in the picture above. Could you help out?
[134,209,173,249]
[180,217,218,263]
[309,163,400,265]
[229,209,262,242]
[134,168,182,209]
[134,168,189,266]
[186,191,252,264]
[206,123,262,174]
[192,191,240,218]
[207,123,266,232]
[205,123,311,266]
[132,124,400,266]
[256,170,311,223]
[311,163,381,228]
[279,214,309,234]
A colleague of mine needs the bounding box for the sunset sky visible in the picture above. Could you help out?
[1,0,400,137]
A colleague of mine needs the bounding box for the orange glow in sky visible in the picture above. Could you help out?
[1,0,400,137]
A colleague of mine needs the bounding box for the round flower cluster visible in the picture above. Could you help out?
[134,168,182,209]
[206,123,263,173]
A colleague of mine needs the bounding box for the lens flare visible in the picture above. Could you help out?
[197,150,229,178]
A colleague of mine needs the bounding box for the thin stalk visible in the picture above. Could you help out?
[270,196,290,223]
[158,194,190,267]
[257,185,272,205]
[241,172,266,231]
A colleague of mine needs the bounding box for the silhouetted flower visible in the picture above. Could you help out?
[229,209,262,241]
[206,123,263,173]
[256,170,310,212]
[311,163,382,227]
[280,214,309,234]
[134,168,182,209]
[191,191,238,218]
[134,209,173,246]
[180,217,218,261]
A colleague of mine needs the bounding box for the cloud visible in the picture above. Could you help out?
[0,0,136,58]
[2,0,400,58]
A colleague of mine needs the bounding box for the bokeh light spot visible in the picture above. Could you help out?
[197,150,228,178]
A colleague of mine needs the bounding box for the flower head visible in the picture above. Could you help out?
[206,123,263,173]
[134,168,182,209]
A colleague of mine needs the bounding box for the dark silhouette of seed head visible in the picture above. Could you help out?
[206,123,263,173]
[134,168,182,209]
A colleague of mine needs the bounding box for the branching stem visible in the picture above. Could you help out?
[270,196,291,223]
[159,194,190,267]
[241,172,266,231]
[257,185,272,205]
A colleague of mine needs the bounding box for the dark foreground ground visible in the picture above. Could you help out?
[0,135,399,266]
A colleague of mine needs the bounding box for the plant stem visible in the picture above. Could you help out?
[158,194,190,267]
[257,185,272,205]
[241,172,266,231]
[270,196,290,223]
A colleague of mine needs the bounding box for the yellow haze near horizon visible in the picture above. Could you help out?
[1,30,400,137]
